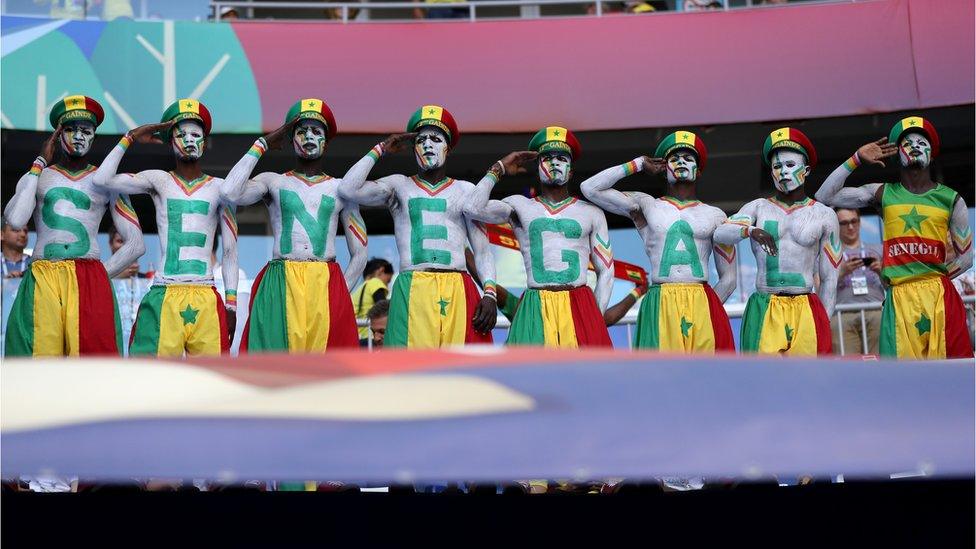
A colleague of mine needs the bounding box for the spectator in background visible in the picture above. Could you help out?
[624,1,656,14]
[352,258,394,345]
[218,6,239,20]
[367,299,389,348]
[413,0,467,20]
[682,0,722,10]
[109,225,145,279]
[833,208,884,355]
[1,223,30,279]
[34,0,133,20]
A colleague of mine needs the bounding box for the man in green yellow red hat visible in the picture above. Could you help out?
[219,98,367,353]
[464,126,615,348]
[4,95,145,357]
[815,116,973,358]
[580,130,736,353]
[93,98,240,357]
[715,127,841,356]
[339,105,499,348]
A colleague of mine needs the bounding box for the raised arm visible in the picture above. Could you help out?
[947,197,973,279]
[590,210,615,312]
[4,129,62,228]
[580,156,661,218]
[222,120,295,206]
[221,139,272,206]
[814,139,895,208]
[103,195,145,277]
[92,123,172,195]
[817,212,842,317]
[466,217,498,334]
[464,151,536,221]
[340,205,369,291]
[338,134,415,207]
[712,241,738,302]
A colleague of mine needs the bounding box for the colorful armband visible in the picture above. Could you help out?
[247,138,268,159]
[367,143,385,161]
[118,134,133,151]
[842,152,861,173]
[29,156,46,176]
[628,287,645,301]
[727,214,753,238]
[621,157,643,176]
[483,279,497,301]
[484,170,499,184]
[225,289,238,310]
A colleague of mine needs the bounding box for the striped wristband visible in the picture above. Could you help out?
[483,280,497,300]
[29,156,46,176]
[628,288,644,301]
[247,138,268,158]
[367,143,385,161]
[484,171,499,184]
[119,134,133,150]
[225,290,238,309]
[842,152,860,172]
[621,157,643,176]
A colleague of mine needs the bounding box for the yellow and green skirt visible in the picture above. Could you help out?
[740,292,832,356]
[880,276,972,359]
[240,259,358,353]
[633,282,734,352]
[506,286,612,348]
[129,284,229,357]
[385,271,492,348]
[5,259,122,357]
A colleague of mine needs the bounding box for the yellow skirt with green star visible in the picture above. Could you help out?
[739,292,832,356]
[129,284,229,357]
[384,271,492,348]
[880,276,972,359]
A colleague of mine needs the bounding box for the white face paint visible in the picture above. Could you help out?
[665,150,699,184]
[898,132,932,169]
[60,121,95,157]
[538,152,572,186]
[769,149,810,193]
[172,120,206,161]
[292,119,327,160]
[414,128,449,170]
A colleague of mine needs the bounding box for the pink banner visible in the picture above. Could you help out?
[232,0,974,133]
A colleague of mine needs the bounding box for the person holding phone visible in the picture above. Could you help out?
[834,207,884,354]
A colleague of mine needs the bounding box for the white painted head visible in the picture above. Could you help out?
[538,152,572,186]
[665,149,699,185]
[60,120,95,157]
[898,132,932,169]
[293,119,328,160]
[769,149,810,193]
[171,120,206,161]
[414,128,449,170]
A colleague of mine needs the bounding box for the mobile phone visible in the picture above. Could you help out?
[861,257,876,266]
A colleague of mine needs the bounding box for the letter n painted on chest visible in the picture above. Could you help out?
[528,217,582,284]
[763,219,806,287]
[165,198,209,276]
[279,189,334,257]
[408,197,451,265]
[41,187,92,259]
[659,219,704,278]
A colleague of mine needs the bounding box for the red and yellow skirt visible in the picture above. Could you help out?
[880,276,972,359]
[385,270,492,348]
[129,284,228,357]
[634,282,734,352]
[5,259,122,357]
[240,259,358,353]
[740,292,832,356]
[506,285,612,348]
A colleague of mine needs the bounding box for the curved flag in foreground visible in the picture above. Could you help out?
[2,349,973,483]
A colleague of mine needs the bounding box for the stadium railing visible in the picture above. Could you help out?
[208,0,834,24]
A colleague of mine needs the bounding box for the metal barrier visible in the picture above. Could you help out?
[358,294,976,354]
[207,0,851,24]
